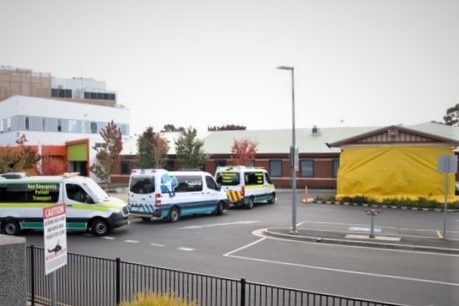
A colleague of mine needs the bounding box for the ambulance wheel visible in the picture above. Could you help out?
[246,197,254,209]
[216,201,224,216]
[168,207,180,222]
[141,217,151,222]
[268,193,276,204]
[91,218,109,236]
[2,218,20,235]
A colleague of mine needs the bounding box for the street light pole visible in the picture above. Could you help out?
[277,66,297,235]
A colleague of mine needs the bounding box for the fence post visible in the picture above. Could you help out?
[30,245,35,306]
[116,257,121,305]
[240,278,246,306]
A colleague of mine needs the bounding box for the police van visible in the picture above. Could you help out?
[0,173,129,236]
[215,166,276,209]
[128,169,229,222]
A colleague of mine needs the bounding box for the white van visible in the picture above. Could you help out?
[128,169,229,222]
[215,166,276,209]
[0,174,129,236]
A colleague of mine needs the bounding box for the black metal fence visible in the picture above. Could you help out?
[26,245,404,306]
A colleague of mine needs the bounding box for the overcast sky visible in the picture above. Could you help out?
[1,0,458,135]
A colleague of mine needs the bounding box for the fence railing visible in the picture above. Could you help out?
[26,245,404,306]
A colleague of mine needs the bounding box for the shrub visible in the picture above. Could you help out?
[120,292,197,306]
[319,195,459,210]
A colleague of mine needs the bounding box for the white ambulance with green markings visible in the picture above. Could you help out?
[0,173,129,236]
[215,166,276,209]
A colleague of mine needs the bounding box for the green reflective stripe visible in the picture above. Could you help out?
[0,203,55,208]
[66,222,87,230]
[21,221,44,229]
[71,204,110,212]
[20,221,87,231]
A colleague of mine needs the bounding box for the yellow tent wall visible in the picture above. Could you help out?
[336,146,456,202]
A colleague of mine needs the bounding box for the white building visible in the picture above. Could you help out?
[0,66,130,179]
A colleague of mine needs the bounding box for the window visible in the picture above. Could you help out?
[215,160,227,168]
[25,117,29,130]
[57,119,62,132]
[130,177,155,194]
[65,184,93,203]
[269,160,282,177]
[174,175,203,193]
[245,172,264,185]
[51,88,72,98]
[332,159,340,178]
[120,161,131,175]
[90,122,97,134]
[205,175,218,191]
[0,183,59,203]
[300,160,314,177]
[68,120,78,133]
[42,118,46,131]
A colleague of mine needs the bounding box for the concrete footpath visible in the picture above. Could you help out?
[263,227,459,255]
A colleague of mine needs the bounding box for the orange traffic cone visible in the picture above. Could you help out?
[302,186,312,204]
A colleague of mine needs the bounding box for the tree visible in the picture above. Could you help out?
[208,124,246,131]
[0,133,40,173]
[153,133,170,168]
[175,127,207,169]
[137,127,156,168]
[161,124,185,133]
[230,138,258,166]
[40,157,67,175]
[136,127,170,169]
[90,120,123,186]
[443,103,459,126]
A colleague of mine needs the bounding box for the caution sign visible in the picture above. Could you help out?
[43,204,67,275]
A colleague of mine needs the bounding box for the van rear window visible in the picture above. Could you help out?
[130,177,155,194]
[216,172,240,186]
[245,172,264,185]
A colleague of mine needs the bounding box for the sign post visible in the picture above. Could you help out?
[438,155,458,239]
[43,204,67,306]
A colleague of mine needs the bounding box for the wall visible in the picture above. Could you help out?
[0,235,27,305]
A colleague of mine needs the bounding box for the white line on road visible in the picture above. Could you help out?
[178,247,194,252]
[101,236,115,240]
[124,240,139,243]
[149,243,165,247]
[179,220,259,230]
[225,253,459,287]
[224,237,266,257]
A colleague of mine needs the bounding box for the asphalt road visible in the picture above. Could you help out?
[25,190,459,306]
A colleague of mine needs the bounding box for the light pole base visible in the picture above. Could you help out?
[289,229,298,235]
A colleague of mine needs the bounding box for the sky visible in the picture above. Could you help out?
[1,0,458,136]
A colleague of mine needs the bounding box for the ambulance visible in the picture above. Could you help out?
[215,166,276,209]
[0,173,129,236]
[128,169,229,222]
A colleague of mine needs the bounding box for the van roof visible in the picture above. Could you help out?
[0,174,88,184]
[216,166,266,171]
[131,169,169,175]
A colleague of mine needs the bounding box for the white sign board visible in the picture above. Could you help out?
[438,155,458,173]
[43,204,67,275]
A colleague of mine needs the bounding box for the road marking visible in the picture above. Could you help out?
[224,237,266,257]
[101,236,115,240]
[125,240,139,243]
[345,234,401,241]
[436,230,443,239]
[179,220,259,230]
[225,254,459,287]
[349,226,381,233]
[178,247,194,252]
[149,243,165,247]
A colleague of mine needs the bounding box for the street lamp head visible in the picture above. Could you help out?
[277,66,294,71]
